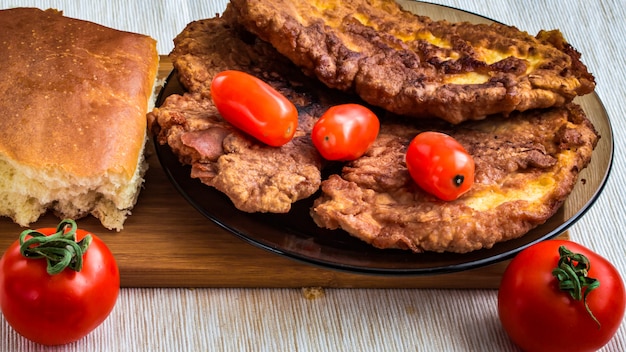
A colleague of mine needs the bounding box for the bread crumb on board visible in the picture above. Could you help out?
[301,287,325,300]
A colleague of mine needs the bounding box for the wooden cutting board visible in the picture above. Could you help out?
[0,57,568,289]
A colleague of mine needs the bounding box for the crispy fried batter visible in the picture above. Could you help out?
[225,0,595,124]
[152,8,599,253]
[311,104,599,253]
[149,17,350,213]
[150,92,321,212]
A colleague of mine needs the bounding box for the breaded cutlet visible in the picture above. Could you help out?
[311,104,599,253]
[150,17,355,213]
[224,0,595,124]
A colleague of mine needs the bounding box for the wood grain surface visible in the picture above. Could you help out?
[0,57,568,289]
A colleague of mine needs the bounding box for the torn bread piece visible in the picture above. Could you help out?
[0,8,159,230]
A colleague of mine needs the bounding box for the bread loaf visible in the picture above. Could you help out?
[0,8,159,230]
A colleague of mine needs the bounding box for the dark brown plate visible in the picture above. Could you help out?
[152,1,613,275]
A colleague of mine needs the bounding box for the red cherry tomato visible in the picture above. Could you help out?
[311,104,380,161]
[498,240,626,352]
[210,70,298,147]
[0,220,120,346]
[405,131,474,201]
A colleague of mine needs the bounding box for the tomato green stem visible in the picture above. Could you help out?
[552,245,600,328]
[19,219,91,275]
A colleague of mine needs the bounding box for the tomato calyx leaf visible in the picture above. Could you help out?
[19,219,92,275]
[552,245,601,328]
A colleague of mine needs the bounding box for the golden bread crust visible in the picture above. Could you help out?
[0,8,159,180]
[225,0,595,124]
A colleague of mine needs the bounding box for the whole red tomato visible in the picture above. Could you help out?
[0,220,120,345]
[211,70,298,147]
[311,103,380,161]
[405,131,474,201]
[498,239,625,352]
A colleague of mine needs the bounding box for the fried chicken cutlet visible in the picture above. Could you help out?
[225,0,595,124]
[149,17,354,213]
[152,8,599,254]
[311,104,599,253]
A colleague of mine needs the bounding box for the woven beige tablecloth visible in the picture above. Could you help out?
[1,0,625,351]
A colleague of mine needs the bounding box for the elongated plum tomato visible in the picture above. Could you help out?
[210,70,298,147]
[311,104,380,161]
[405,131,474,201]
[0,220,119,345]
[498,240,626,352]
